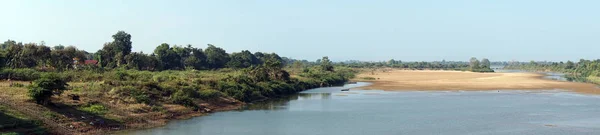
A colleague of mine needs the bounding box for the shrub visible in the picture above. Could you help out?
[198,89,223,99]
[171,90,195,107]
[28,73,68,105]
[79,104,109,115]
[0,68,41,81]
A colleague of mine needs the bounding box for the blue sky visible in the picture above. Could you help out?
[1,0,599,62]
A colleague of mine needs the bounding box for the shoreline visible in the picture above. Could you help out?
[352,69,600,95]
[109,103,243,135]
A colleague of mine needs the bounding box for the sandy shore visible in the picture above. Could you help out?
[353,69,600,94]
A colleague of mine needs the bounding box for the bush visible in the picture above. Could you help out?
[28,73,68,105]
[198,89,223,99]
[171,89,195,107]
[0,68,41,81]
[471,68,495,73]
[79,104,109,115]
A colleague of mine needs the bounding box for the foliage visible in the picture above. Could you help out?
[98,31,132,68]
[205,44,230,69]
[227,50,259,68]
[0,68,41,81]
[1,31,357,111]
[468,57,493,72]
[27,73,69,105]
[78,104,109,115]
[505,59,600,84]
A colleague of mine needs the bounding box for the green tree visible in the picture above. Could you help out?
[227,50,259,68]
[320,56,334,71]
[125,52,147,70]
[480,58,491,69]
[28,73,69,105]
[565,61,575,69]
[184,47,207,70]
[98,31,133,68]
[469,57,480,70]
[154,43,182,70]
[36,45,51,68]
[205,44,230,69]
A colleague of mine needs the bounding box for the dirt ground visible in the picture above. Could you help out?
[353,69,600,94]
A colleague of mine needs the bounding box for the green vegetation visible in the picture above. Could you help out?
[0,31,354,108]
[505,59,600,84]
[341,59,470,70]
[78,104,109,115]
[337,57,494,72]
[0,31,356,134]
[27,73,69,105]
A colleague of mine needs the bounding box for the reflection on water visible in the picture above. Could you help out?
[496,69,579,82]
[241,93,332,111]
[240,82,370,111]
[126,82,600,135]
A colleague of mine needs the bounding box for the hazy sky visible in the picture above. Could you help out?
[1,0,599,62]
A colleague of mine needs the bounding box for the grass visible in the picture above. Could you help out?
[0,84,30,101]
[78,104,109,115]
[0,105,46,135]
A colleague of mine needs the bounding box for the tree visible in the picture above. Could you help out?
[205,44,230,69]
[36,45,51,68]
[227,50,259,68]
[1,40,17,50]
[28,73,68,105]
[98,31,133,68]
[125,52,147,70]
[154,43,182,70]
[480,58,491,69]
[565,61,575,69]
[53,45,65,50]
[320,56,334,71]
[388,59,397,65]
[111,31,133,56]
[469,57,480,70]
[185,47,207,70]
[6,42,24,68]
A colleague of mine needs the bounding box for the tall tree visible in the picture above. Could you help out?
[185,47,207,70]
[154,43,182,70]
[36,45,51,68]
[480,58,491,69]
[98,31,133,68]
[469,57,480,70]
[205,44,230,69]
[565,61,575,69]
[320,56,334,71]
[227,50,259,68]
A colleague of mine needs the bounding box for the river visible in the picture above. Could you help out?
[125,79,600,135]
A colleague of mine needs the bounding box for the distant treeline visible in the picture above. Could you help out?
[504,59,600,84]
[336,57,494,72]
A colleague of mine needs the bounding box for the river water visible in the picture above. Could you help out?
[126,81,600,135]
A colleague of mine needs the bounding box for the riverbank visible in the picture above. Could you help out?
[353,69,600,94]
[0,67,355,134]
[0,82,244,135]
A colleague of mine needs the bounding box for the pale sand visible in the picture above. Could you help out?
[353,69,600,94]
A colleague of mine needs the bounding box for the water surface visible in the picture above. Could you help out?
[127,83,600,135]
